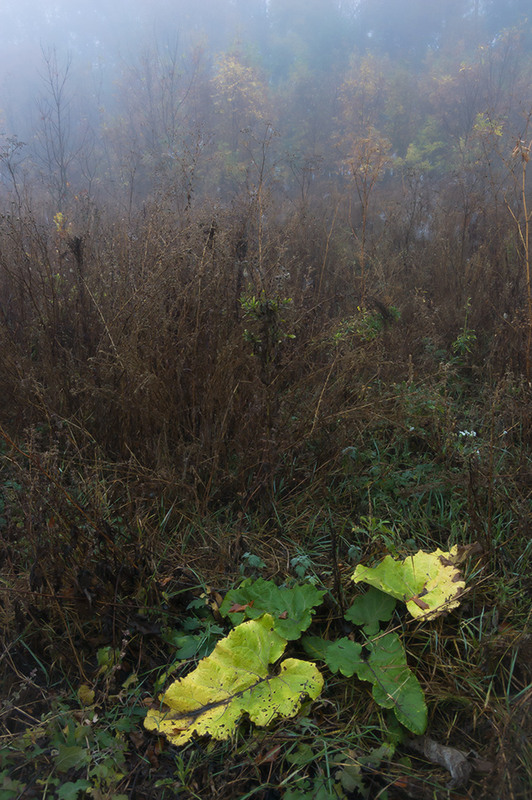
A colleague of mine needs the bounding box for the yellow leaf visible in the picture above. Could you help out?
[352,546,467,620]
[144,615,323,746]
[77,684,95,706]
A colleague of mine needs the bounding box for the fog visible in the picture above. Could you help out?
[0,0,530,218]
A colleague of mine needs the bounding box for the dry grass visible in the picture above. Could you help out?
[0,185,531,798]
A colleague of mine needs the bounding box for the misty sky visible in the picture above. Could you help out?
[1,0,530,214]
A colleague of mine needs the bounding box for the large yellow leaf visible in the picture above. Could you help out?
[352,546,466,620]
[144,614,323,746]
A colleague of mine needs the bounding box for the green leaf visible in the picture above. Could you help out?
[302,636,362,677]
[144,615,323,746]
[359,742,395,767]
[352,547,466,619]
[96,646,120,675]
[336,763,365,796]
[162,629,220,660]
[321,638,363,677]
[333,742,396,796]
[0,775,26,800]
[344,587,397,634]
[283,781,313,800]
[303,631,426,734]
[284,779,341,800]
[54,744,91,773]
[220,578,325,640]
[299,635,332,662]
[56,780,92,800]
[285,742,315,766]
[354,633,427,734]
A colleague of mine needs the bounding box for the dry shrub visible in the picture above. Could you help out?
[0,178,530,514]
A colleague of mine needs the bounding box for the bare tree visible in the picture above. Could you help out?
[34,48,79,210]
[0,134,26,210]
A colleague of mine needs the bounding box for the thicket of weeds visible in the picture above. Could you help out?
[0,190,531,799]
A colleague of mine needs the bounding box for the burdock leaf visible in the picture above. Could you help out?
[352,547,466,619]
[303,631,426,733]
[144,615,323,746]
[344,587,397,634]
[220,578,325,639]
[302,636,363,677]
[300,635,331,662]
[354,633,427,734]
[318,638,364,677]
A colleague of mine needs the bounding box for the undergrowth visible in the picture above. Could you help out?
[0,199,531,799]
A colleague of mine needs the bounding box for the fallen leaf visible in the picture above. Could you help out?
[228,601,254,613]
[409,594,430,611]
[406,736,474,788]
[255,745,283,764]
[77,684,95,706]
[128,731,145,749]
